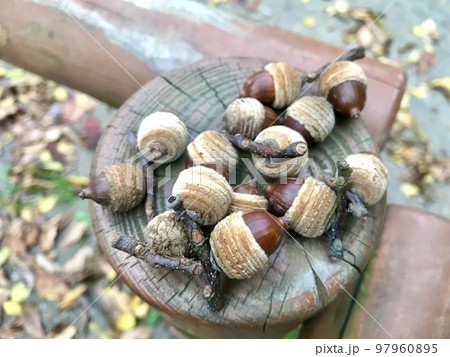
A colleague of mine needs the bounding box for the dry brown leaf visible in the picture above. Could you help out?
[63,246,95,275]
[59,221,88,248]
[58,284,87,310]
[54,325,77,339]
[22,306,45,338]
[120,326,153,339]
[416,51,436,75]
[429,77,450,100]
[6,218,26,256]
[40,212,72,253]
[24,223,40,248]
[34,266,69,301]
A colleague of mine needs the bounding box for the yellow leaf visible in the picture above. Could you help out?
[67,175,89,186]
[88,322,113,339]
[131,296,150,319]
[0,67,6,77]
[37,195,59,213]
[58,284,87,310]
[3,300,22,316]
[116,312,136,331]
[401,183,420,198]
[303,16,316,28]
[412,19,436,38]
[20,206,34,222]
[55,326,77,339]
[56,141,74,155]
[400,93,410,110]
[409,84,429,99]
[10,282,31,303]
[53,87,68,102]
[429,77,450,100]
[0,246,11,267]
[335,0,349,14]
[408,49,421,63]
[43,161,64,172]
[39,150,53,163]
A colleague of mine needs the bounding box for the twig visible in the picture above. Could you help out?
[325,159,353,260]
[346,190,368,218]
[225,132,307,158]
[167,195,222,311]
[306,46,366,82]
[111,232,204,275]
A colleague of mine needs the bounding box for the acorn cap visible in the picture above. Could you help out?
[345,152,389,206]
[264,63,303,109]
[79,163,146,212]
[284,96,335,143]
[223,98,280,140]
[172,166,233,226]
[137,112,189,162]
[252,126,309,178]
[210,211,284,280]
[144,210,190,257]
[229,192,268,214]
[187,130,239,175]
[284,177,337,238]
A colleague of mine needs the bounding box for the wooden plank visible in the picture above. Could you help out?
[0,0,406,148]
[343,205,450,339]
[90,57,386,338]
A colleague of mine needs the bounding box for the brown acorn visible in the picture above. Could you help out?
[241,63,303,109]
[172,165,233,226]
[265,177,337,238]
[284,96,335,144]
[229,180,268,214]
[210,211,285,279]
[79,163,146,212]
[223,98,281,139]
[318,61,367,119]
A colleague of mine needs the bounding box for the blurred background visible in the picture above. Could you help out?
[0,0,449,338]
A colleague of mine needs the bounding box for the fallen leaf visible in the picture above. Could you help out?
[409,84,429,99]
[116,312,136,331]
[303,16,316,28]
[3,300,22,316]
[34,266,69,300]
[6,219,26,256]
[58,284,87,310]
[23,223,40,248]
[0,246,11,267]
[429,77,450,100]
[356,26,373,48]
[88,322,113,339]
[66,175,89,186]
[59,221,88,248]
[416,51,436,75]
[63,246,95,275]
[55,325,77,339]
[120,326,153,339]
[413,19,437,38]
[130,296,150,319]
[401,183,420,198]
[82,116,102,150]
[40,212,71,253]
[22,307,45,338]
[52,87,68,102]
[10,282,31,303]
[37,195,59,213]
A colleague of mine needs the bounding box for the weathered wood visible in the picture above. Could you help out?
[89,57,386,338]
[0,0,406,148]
[342,205,450,339]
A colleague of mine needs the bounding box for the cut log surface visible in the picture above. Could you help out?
[90,57,386,338]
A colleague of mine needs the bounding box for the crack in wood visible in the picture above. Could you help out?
[302,247,327,310]
[262,287,276,332]
[161,75,196,102]
[197,69,227,109]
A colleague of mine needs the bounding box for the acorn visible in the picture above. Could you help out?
[229,180,268,214]
[223,98,281,139]
[266,177,337,238]
[318,61,367,119]
[252,126,308,178]
[137,111,189,162]
[187,130,239,175]
[284,96,335,144]
[210,211,285,279]
[79,163,146,212]
[241,63,303,109]
[345,152,389,206]
[171,165,233,226]
[143,210,190,258]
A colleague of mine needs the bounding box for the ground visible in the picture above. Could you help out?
[0,0,449,338]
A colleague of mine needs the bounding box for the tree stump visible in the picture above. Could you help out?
[90,57,386,338]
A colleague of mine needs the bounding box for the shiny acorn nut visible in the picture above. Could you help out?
[284,96,335,144]
[210,211,285,279]
[137,112,189,162]
[266,177,337,238]
[223,98,281,139]
[187,130,239,175]
[171,166,233,226]
[79,163,146,212]
[345,152,389,206]
[229,181,268,214]
[252,126,308,178]
[318,61,367,119]
[241,63,303,109]
[143,210,190,258]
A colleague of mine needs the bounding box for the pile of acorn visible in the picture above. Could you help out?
[79,47,389,311]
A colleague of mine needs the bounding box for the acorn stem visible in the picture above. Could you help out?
[325,159,353,260]
[225,132,307,158]
[167,195,223,312]
[346,190,368,218]
[306,46,366,82]
[111,232,204,275]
